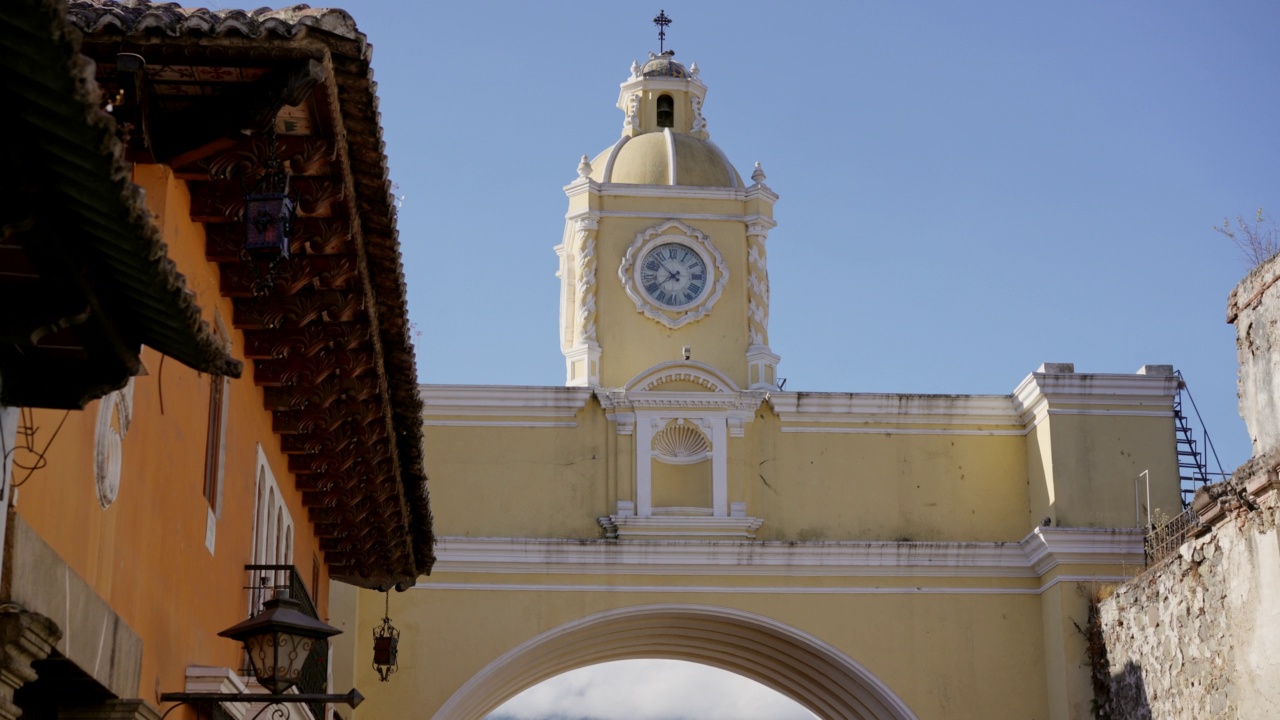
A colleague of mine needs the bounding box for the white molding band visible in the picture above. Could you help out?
[417,575,1132,596]
[568,209,779,227]
[424,420,579,428]
[598,513,765,540]
[421,385,593,420]
[564,180,780,204]
[417,365,1178,436]
[426,526,1145,580]
[778,427,1026,437]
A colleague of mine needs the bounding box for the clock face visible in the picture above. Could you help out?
[619,220,726,330]
[639,242,709,308]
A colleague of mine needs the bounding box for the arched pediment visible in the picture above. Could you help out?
[625,360,741,394]
[434,604,919,720]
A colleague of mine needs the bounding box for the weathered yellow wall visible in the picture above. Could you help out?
[10,165,329,706]
[425,391,1179,545]
[354,583,1052,720]
[1043,414,1180,528]
[426,412,609,539]
[753,425,1029,542]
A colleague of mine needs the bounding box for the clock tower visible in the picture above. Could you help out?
[557,49,780,390]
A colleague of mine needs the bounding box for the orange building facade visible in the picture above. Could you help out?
[1,2,432,718]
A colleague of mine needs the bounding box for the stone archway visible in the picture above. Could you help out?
[433,604,918,720]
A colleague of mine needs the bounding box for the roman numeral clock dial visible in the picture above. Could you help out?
[618,220,727,330]
[641,243,707,307]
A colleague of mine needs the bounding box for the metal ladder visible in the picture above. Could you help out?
[1174,371,1226,506]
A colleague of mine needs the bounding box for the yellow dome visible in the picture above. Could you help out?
[590,129,743,188]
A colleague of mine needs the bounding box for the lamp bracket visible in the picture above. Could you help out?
[158,689,364,718]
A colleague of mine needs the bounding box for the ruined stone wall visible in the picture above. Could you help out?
[1098,476,1280,719]
[1228,252,1280,456]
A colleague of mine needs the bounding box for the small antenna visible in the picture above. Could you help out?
[653,9,672,53]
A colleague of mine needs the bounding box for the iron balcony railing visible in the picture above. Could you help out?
[243,565,329,720]
[1144,507,1201,565]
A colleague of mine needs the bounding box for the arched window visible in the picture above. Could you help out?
[275,508,284,565]
[656,94,674,128]
[251,447,294,567]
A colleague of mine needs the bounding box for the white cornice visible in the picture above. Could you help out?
[563,173,757,203]
[417,366,1178,432]
[770,368,1180,434]
[597,184,756,200]
[427,527,1144,580]
[769,392,1018,424]
[415,576,1132,596]
[1012,368,1179,426]
[420,385,594,419]
[745,183,780,204]
[425,420,579,428]
[779,427,1026,437]
[1020,526,1147,576]
[597,390,768,413]
[618,75,708,99]
[564,210,779,229]
[598,515,765,540]
[581,211,771,224]
[562,177,598,199]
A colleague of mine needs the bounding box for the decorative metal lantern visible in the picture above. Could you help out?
[245,191,294,257]
[217,589,341,694]
[243,124,295,258]
[372,591,400,682]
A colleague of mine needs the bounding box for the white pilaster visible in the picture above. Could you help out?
[710,418,728,517]
[635,415,655,517]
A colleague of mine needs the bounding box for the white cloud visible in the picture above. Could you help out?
[486,659,818,720]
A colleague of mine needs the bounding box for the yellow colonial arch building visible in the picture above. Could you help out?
[337,49,1182,720]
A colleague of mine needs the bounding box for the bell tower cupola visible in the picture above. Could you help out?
[618,51,710,140]
[557,25,780,391]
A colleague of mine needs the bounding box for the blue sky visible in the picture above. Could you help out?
[336,2,1279,713]
[212,0,1279,713]
[330,0,1280,474]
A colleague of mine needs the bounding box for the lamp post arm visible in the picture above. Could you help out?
[159,688,364,710]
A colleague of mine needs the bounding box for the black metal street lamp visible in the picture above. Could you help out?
[218,589,340,694]
[158,590,363,717]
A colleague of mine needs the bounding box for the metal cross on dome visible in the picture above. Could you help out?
[653,9,672,53]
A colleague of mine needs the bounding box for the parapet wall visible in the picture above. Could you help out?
[1098,464,1280,719]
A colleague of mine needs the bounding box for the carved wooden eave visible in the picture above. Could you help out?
[0,0,242,410]
[66,0,434,589]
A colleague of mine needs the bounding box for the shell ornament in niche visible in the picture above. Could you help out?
[652,422,711,464]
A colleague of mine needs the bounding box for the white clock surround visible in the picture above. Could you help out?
[619,219,727,330]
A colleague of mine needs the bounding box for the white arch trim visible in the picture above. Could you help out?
[625,360,741,393]
[433,603,918,720]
